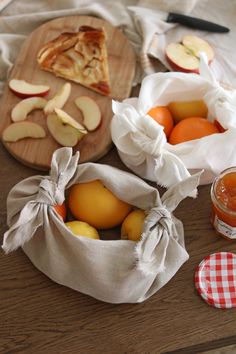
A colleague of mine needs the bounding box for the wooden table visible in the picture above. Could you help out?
[1,129,236,354]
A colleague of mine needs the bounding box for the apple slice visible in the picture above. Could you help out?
[2,122,46,142]
[54,108,87,134]
[74,96,102,131]
[11,97,47,122]
[47,113,85,147]
[166,35,214,73]
[44,82,71,114]
[9,79,50,98]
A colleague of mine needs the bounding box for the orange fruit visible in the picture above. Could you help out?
[147,106,174,138]
[67,180,132,229]
[168,117,220,145]
[54,203,67,221]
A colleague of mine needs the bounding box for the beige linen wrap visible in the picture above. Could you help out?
[2,148,201,303]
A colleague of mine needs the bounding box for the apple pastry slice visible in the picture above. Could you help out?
[37,26,111,96]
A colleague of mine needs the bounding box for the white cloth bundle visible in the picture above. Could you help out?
[2,148,201,303]
[111,56,236,187]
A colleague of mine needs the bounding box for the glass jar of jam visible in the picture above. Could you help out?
[211,167,236,240]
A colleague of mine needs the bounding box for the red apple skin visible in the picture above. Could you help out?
[165,54,200,74]
[165,53,213,75]
[9,87,50,99]
[214,119,226,133]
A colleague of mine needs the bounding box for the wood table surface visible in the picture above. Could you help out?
[1,87,236,354]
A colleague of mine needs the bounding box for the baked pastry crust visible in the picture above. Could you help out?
[37,26,111,96]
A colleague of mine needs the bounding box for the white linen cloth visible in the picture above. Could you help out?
[111,55,236,187]
[2,147,201,303]
[0,0,236,97]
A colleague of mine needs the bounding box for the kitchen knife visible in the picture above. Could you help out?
[167,12,230,33]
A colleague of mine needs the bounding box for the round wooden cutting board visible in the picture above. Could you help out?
[0,16,136,170]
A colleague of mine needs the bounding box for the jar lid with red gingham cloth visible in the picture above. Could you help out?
[195,252,236,309]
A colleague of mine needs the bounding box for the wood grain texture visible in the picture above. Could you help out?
[1,138,236,354]
[202,344,236,354]
[0,15,136,171]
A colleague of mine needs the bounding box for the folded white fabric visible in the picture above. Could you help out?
[111,56,236,187]
[2,147,201,303]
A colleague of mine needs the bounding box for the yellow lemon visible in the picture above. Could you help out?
[121,209,146,241]
[168,100,208,123]
[66,221,100,239]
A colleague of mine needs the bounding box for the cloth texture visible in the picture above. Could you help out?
[0,0,236,97]
[111,55,236,187]
[2,148,201,303]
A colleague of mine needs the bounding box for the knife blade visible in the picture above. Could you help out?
[167,12,230,33]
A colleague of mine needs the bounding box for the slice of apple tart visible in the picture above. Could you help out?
[37,26,111,96]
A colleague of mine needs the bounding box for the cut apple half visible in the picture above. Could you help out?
[44,82,71,114]
[47,113,85,147]
[2,121,46,142]
[54,108,88,134]
[74,96,102,131]
[183,35,214,61]
[166,35,214,73]
[11,97,47,122]
[9,79,50,98]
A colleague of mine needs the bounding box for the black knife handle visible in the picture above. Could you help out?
[167,12,230,33]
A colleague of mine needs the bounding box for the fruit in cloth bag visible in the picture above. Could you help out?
[68,180,132,229]
[168,100,208,123]
[111,54,236,187]
[66,221,100,239]
[147,106,174,138]
[121,209,146,241]
[54,203,67,221]
[168,117,220,145]
[2,147,202,303]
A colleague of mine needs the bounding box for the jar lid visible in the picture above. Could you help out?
[195,252,236,308]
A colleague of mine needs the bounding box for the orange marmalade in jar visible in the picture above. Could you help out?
[211,167,236,240]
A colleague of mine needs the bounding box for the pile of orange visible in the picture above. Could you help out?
[52,179,146,242]
[147,100,224,145]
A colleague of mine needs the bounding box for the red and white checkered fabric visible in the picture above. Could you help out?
[195,252,236,309]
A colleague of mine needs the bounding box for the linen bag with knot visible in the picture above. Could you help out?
[2,147,201,303]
